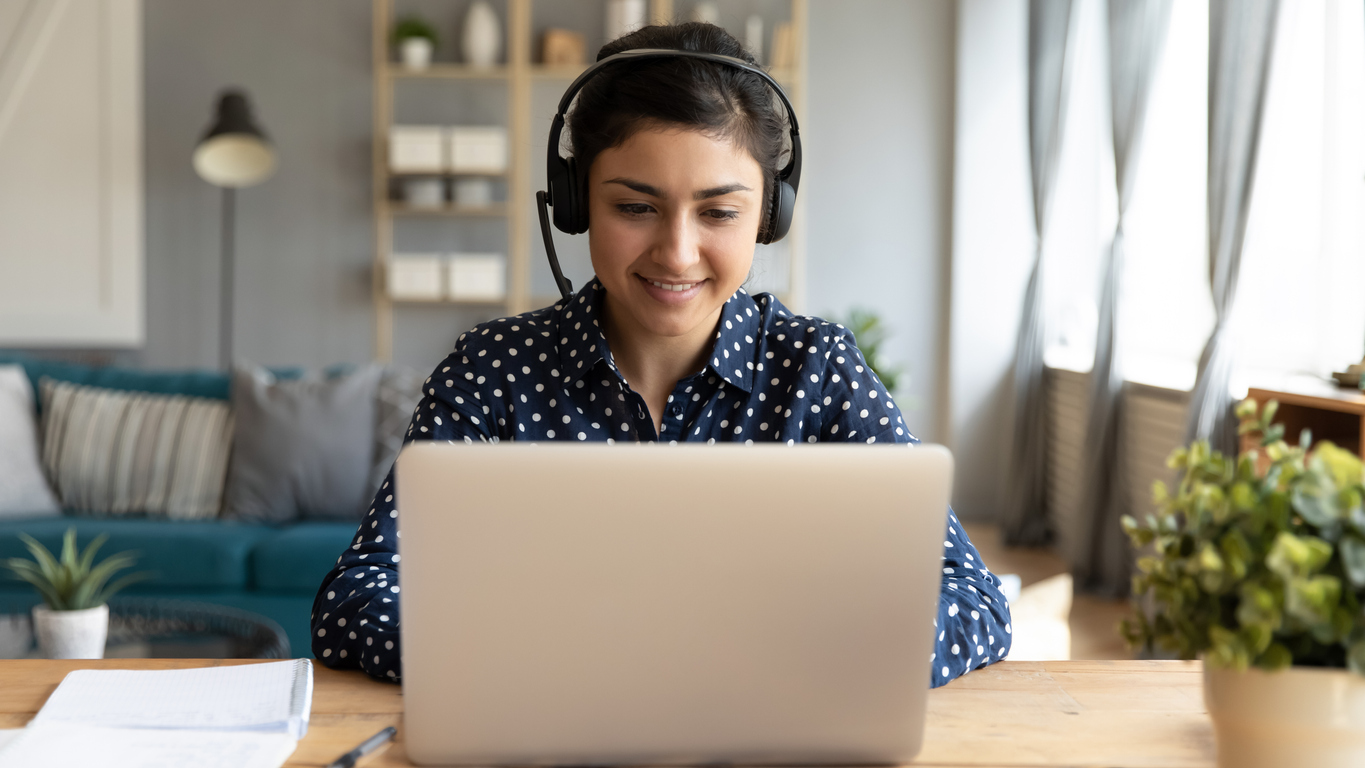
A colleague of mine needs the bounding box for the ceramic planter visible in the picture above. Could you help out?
[400,37,433,71]
[32,604,108,659]
[1204,664,1365,768]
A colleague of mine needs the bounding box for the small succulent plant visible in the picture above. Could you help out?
[3,528,149,611]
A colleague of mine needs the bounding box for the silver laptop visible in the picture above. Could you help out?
[396,443,953,766]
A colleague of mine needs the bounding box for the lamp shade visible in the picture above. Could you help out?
[193,90,276,188]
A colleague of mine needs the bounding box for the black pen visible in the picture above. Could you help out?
[326,726,398,768]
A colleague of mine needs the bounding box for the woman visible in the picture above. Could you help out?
[313,23,1011,688]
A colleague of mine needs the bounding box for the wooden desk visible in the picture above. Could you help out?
[0,659,1214,768]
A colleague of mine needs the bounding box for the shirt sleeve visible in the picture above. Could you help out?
[817,328,1013,687]
[930,509,1013,687]
[310,349,493,682]
[817,330,908,444]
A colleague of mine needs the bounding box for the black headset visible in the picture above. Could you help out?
[537,48,803,301]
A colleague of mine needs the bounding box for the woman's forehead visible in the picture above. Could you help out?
[593,126,762,186]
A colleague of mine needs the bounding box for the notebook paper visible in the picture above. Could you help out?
[0,723,299,768]
[30,659,313,739]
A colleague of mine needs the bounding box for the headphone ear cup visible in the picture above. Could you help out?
[760,180,797,244]
[568,156,590,234]
[549,155,578,235]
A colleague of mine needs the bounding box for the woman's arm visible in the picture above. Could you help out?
[310,351,493,681]
[932,511,1012,687]
[815,325,1013,687]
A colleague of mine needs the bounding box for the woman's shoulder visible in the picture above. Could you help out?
[747,291,860,359]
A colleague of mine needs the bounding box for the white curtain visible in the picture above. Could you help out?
[1003,0,1079,546]
[1074,0,1172,595]
[1184,0,1281,453]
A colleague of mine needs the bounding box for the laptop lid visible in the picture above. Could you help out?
[397,443,953,765]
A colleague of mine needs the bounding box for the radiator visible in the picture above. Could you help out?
[1046,369,1189,567]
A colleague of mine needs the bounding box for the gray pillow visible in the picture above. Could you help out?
[370,365,425,496]
[223,364,381,523]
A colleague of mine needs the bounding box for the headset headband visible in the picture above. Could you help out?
[538,47,803,301]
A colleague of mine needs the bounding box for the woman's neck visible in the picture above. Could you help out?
[601,296,720,430]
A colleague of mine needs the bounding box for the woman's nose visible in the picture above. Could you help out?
[651,210,700,274]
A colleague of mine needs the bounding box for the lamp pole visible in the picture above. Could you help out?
[220,187,236,371]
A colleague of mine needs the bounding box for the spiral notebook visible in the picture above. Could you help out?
[0,659,313,768]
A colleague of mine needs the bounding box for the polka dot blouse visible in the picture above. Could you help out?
[311,278,1012,688]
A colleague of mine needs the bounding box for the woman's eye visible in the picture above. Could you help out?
[704,209,740,221]
[616,203,653,216]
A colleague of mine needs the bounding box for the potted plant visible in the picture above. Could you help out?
[393,15,438,71]
[1122,398,1365,768]
[2,528,148,659]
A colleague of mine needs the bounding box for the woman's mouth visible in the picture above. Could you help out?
[637,274,706,303]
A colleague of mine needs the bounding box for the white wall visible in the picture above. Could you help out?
[947,0,1035,521]
[804,0,956,447]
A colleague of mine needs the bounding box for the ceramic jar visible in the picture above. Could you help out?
[400,37,433,70]
[462,2,501,68]
[1204,664,1365,768]
[32,603,108,659]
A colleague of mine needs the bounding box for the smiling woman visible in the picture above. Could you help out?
[312,22,1013,690]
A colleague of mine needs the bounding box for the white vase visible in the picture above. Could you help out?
[32,604,108,659]
[462,1,501,68]
[400,37,433,71]
[1204,664,1365,768]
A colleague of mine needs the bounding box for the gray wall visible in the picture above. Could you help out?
[28,1,972,514]
[803,0,956,450]
[142,0,375,370]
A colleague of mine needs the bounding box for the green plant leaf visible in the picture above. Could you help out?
[1267,532,1333,579]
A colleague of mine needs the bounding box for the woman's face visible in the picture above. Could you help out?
[587,125,765,345]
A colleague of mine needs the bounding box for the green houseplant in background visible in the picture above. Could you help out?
[393,15,439,71]
[838,308,901,394]
[3,528,147,659]
[1122,398,1365,768]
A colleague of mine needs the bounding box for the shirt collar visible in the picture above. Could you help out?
[556,279,613,386]
[556,279,762,393]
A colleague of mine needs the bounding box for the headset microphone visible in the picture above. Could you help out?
[538,48,802,303]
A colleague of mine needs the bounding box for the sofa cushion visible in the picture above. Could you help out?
[0,518,271,590]
[249,522,359,592]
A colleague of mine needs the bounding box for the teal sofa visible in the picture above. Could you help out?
[0,354,358,656]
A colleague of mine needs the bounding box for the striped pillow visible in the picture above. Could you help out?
[39,379,234,519]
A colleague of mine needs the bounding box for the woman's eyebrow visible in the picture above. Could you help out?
[602,178,752,200]
[604,178,662,197]
[694,183,752,200]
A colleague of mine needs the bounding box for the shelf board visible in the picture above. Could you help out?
[388,169,508,178]
[391,296,508,306]
[388,63,510,80]
[530,64,588,80]
[386,202,508,217]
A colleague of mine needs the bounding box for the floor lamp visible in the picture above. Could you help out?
[192,90,276,371]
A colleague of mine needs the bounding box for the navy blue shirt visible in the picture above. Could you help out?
[312,278,1012,686]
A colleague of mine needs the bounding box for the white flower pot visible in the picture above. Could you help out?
[1205,664,1365,768]
[462,1,501,68]
[400,37,433,71]
[32,604,108,659]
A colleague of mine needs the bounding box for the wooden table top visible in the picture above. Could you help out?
[0,658,1214,768]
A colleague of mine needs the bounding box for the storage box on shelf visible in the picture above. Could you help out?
[371,0,806,364]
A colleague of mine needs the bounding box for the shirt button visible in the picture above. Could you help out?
[668,405,683,417]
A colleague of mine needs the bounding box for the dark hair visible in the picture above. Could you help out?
[567,23,788,230]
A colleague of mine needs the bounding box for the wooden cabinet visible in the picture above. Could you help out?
[1244,382,1365,458]
[370,0,807,363]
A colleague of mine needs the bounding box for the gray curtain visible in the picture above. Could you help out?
[1002,0,1078,546]
[1074,0,1172,595]
[1184,0,1281,454]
